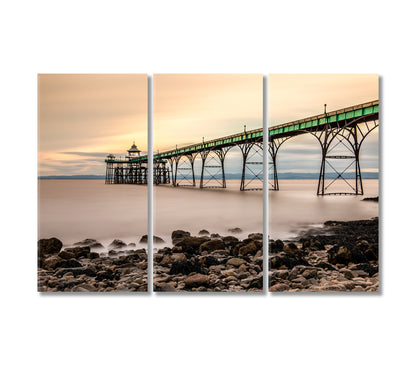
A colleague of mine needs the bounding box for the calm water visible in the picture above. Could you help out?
[38,179,378,248]
[269,179,379,240]
[38,180,148,248]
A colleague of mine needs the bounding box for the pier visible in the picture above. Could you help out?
[105,100,379,195]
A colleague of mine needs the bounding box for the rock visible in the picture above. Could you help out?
[38,238,63,257]
[238,241,258,256]
[269,239,284,254]
[248,233,263,240]
[42,255,64,270]
[199,239,225,252]
[154,282,177,292]
[226,258,247,267]
[221,236,240,247]
[249,276,263,289]
[55,267,96,277]
[228,227,242,234]
[271,270,289,280]
[199,256,219,268]
[327,245,367,265]
[159,255,172,266]
[139,235,165,244]
[171,253,187,262]
[364,244,378,261]
[72,284,97,292]
[108,239,127,249]
[95,269,116,281]
[339,268,354,280]
[269,283,290,292]
[269,253,310,270]
[58,250,76,260]
[302,268,318,279]
[171,230,191,245]
[362,197,378,202]
[301,238,324,251]
[315,262,337,271]
[174,236,209,254]
[198,229,210,236]
[64,246,91,259]
[283,243,302,256]
[184,274,210,288]
[169,260,207,275]
[349,263,378,276]
[73,239,104,249]
[59,259,83,269]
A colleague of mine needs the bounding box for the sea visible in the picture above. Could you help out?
[38,179,379,249]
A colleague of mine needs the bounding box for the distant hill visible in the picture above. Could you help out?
[38,175,105,180]
[39,172,379,180]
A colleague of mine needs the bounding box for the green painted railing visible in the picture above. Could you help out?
[107,100,378,163]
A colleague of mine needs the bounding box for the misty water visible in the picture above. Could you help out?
[39,179,378,249]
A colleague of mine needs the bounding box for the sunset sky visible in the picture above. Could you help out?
[269,74,379,174]
[38,74,147,176]
[154,74,263,150]
[38,74,378,176]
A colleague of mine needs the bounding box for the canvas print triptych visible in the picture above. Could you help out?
[38,74,379,293]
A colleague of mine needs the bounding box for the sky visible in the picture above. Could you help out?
[38,74,378,176]
[38,74,147,176]
[269,74,379,174]
[154,74,263,151]
[154,74,263,177]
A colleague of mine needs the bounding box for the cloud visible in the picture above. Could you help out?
[60,151,109,158]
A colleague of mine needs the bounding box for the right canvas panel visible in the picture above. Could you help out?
[268,74,379,293]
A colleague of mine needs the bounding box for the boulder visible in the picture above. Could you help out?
[108,239,127,249]
[269,253,310,270]
[248,233,263,240]
[174,236,209,254]
[198,229,210,236]
[38,238,63,257]
[171,253,187,262]
[64,246,91,259]
[301,238,324,251]
[221,236,240,247]
[238,241,258,256]
[42,255,64,270]
[169,260,207,275]
[139,235,165,244]
[228,227,242,234]
[58,250,76,260]
[199,256,220,268]
[171,230,191,245]
[327,245,367,265]
[283,243,303,256]
[226,258,247,267]
[73,239,104,249]
[199,239,225,252]
[154,282,177,292]
[315,262,337,271]
[269,283,290,292]
[184,274,210,288]
[269,239,284,254]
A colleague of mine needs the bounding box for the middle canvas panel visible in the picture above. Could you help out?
[153,74,264,292]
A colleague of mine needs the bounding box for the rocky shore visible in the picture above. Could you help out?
[269,217,379,292]
[38,238,148,292]
[153,229,263,292]
[38,217,379,293]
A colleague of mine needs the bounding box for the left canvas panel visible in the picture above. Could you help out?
[38,74,149,292]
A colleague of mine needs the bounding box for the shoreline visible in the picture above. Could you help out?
[269,217,379,292]
[38,238,148,292]
[37,216,379,292]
